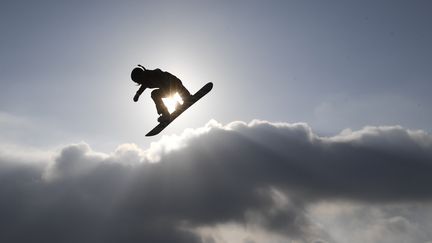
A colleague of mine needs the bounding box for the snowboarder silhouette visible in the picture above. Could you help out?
[131,65,192,122]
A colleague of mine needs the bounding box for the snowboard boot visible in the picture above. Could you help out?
[157,113,171,123]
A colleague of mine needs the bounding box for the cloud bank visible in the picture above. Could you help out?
[1,120,432,243]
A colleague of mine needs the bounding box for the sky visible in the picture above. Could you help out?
[1,1,432,243]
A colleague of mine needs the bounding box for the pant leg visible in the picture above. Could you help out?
[151,89,169,115]
[174,80,191,100]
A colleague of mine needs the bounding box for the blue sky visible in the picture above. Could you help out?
[1,0,432,151]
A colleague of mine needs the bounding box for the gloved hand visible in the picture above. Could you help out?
[133,94,139,102]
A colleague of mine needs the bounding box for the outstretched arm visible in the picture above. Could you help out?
[133,85,146,102]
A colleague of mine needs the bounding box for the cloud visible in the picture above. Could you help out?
[1,120,432,243]
[309,202,432,243]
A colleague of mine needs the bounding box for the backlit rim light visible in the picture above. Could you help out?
[162,93,184,114]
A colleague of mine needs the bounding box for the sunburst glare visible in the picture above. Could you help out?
[162,93,184,114]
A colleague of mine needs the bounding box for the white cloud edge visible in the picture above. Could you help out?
[2,119,431,166]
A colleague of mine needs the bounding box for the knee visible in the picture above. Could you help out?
[151,90,160,99]
[174,81,187,93]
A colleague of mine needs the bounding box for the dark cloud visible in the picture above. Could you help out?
[1,120,432,242]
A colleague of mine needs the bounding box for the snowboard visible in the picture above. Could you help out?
[146,82,213,136]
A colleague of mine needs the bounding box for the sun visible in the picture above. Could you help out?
[162,93,184,114]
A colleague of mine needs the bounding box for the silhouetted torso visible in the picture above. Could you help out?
[143,69,180,89]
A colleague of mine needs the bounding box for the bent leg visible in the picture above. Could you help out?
[151,89,169,116]
[174,81,192,101]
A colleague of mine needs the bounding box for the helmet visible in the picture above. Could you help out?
[131,66,145,83]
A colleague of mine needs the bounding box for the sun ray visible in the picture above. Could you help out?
[162,93,184,114]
